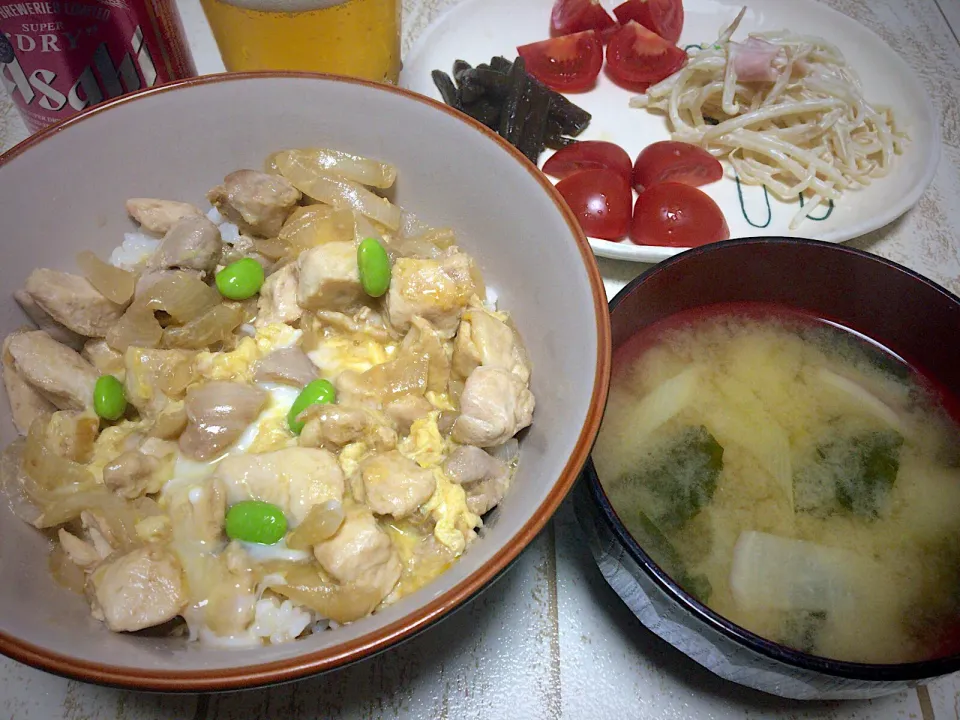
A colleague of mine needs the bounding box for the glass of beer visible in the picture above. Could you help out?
[200,0,401,84]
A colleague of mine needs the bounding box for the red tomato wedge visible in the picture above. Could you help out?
[633,141,723,191]
[550,0,619,40]
[517,31,604,92]
[630,182,729,247]
[606,21,687,91]
[613,0,684,44]
[542,141,633,184]
[556,168,632,240]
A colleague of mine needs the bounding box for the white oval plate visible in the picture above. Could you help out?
[402,0,940,263]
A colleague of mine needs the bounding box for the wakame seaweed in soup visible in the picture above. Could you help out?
[592,302,960,664]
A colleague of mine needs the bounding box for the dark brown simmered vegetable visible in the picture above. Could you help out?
[431,55,591,165]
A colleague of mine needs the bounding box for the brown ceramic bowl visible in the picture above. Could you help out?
[0,73,611,690]
[576,238,960,700]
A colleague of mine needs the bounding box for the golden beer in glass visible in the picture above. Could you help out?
[200,0,401,83]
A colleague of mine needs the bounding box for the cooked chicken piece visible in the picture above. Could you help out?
[2,333,56,434]
[356,450,436,518]
[313,503,401,601]
[208,169,301,238]
[401,317,451,393]
[166,478,227,546]
[298,404,397,451]
[204,560,257,637]
[124,347,196,421]
[135,268,205,298]
[81,339,125,380]
[452,308,531,383]
[220,235,273,271]
[311,308,398,344]
[14,289,85,350]
[125,198,203,235]
[149,215,222,274]
[103,450,165,499]
[256,262,302,326]
[81,509,120,559]
[386,253,481,338]
[89,546,186,632]
[179,381,267,461]
[138,436,178,458]
[254,347,316,387]
[147,402,189,440]
[6,331,98,412]
[58,528,102,569]
[45,410,100,463]
[25,269,125,337]
[443,445,511,515]
[383,394,433,435]
[297,241,364,311]
[215,447,345,524]
[452,367,535,447]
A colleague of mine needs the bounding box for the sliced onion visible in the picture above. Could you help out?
[76,250,136,305]
[280,206,354,250]
[276,148,397,189]
[286,501,344,550]
[179,381,268,460]
[106,302,164,352]
[1,438,40,524]
[267,564,383,624]
[156,353,198,397]
[143,271,221,323]
[486,438,520,464]
[162,304,243,350]
[253,237,292,261]
[404,227,457,251]
[23,419,94,492]
[49,543,86,593]
[276,153,401,230]
[254,348,317,387]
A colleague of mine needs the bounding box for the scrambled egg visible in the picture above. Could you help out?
[87,422,139,481]
[398,413,480,556]
[195,324,303,383]
[425,391,456,411]
[399,412,449,469]
[338,441,371,477]
[308,335,393,379]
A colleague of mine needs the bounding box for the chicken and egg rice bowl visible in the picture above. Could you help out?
[0,147,535,647]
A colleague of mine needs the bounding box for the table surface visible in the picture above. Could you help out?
[1,0,959,717]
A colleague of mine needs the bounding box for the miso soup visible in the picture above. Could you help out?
[593,303,960,664]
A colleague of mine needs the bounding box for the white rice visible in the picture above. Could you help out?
[207,206,241,244]
[109,232,160,270]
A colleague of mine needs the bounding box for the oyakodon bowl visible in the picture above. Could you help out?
[575,238,960,700]
[0,73,611,691]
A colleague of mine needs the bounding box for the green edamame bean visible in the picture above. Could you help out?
[216,258,265,300]
[225,500,288,545]
[93,375,127,421]
[288,379,337,434]
[357,237,391,298]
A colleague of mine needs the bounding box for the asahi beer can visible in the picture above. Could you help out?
[0,0,197,132]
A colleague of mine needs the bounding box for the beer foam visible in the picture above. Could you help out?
[219,0,355,11]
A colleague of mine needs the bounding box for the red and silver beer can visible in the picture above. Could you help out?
[0,0,197,132]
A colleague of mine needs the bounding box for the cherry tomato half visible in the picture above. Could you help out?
[605,21,687,91]
[630,182,729,247]
[542,141,633,185]
[633,141,723,191]
[550,0,619,40]
[517,31,604,93]
[556,168,633,240]
[613,0,684,44]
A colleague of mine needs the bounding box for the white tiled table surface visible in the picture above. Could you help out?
[1,0,959,717]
